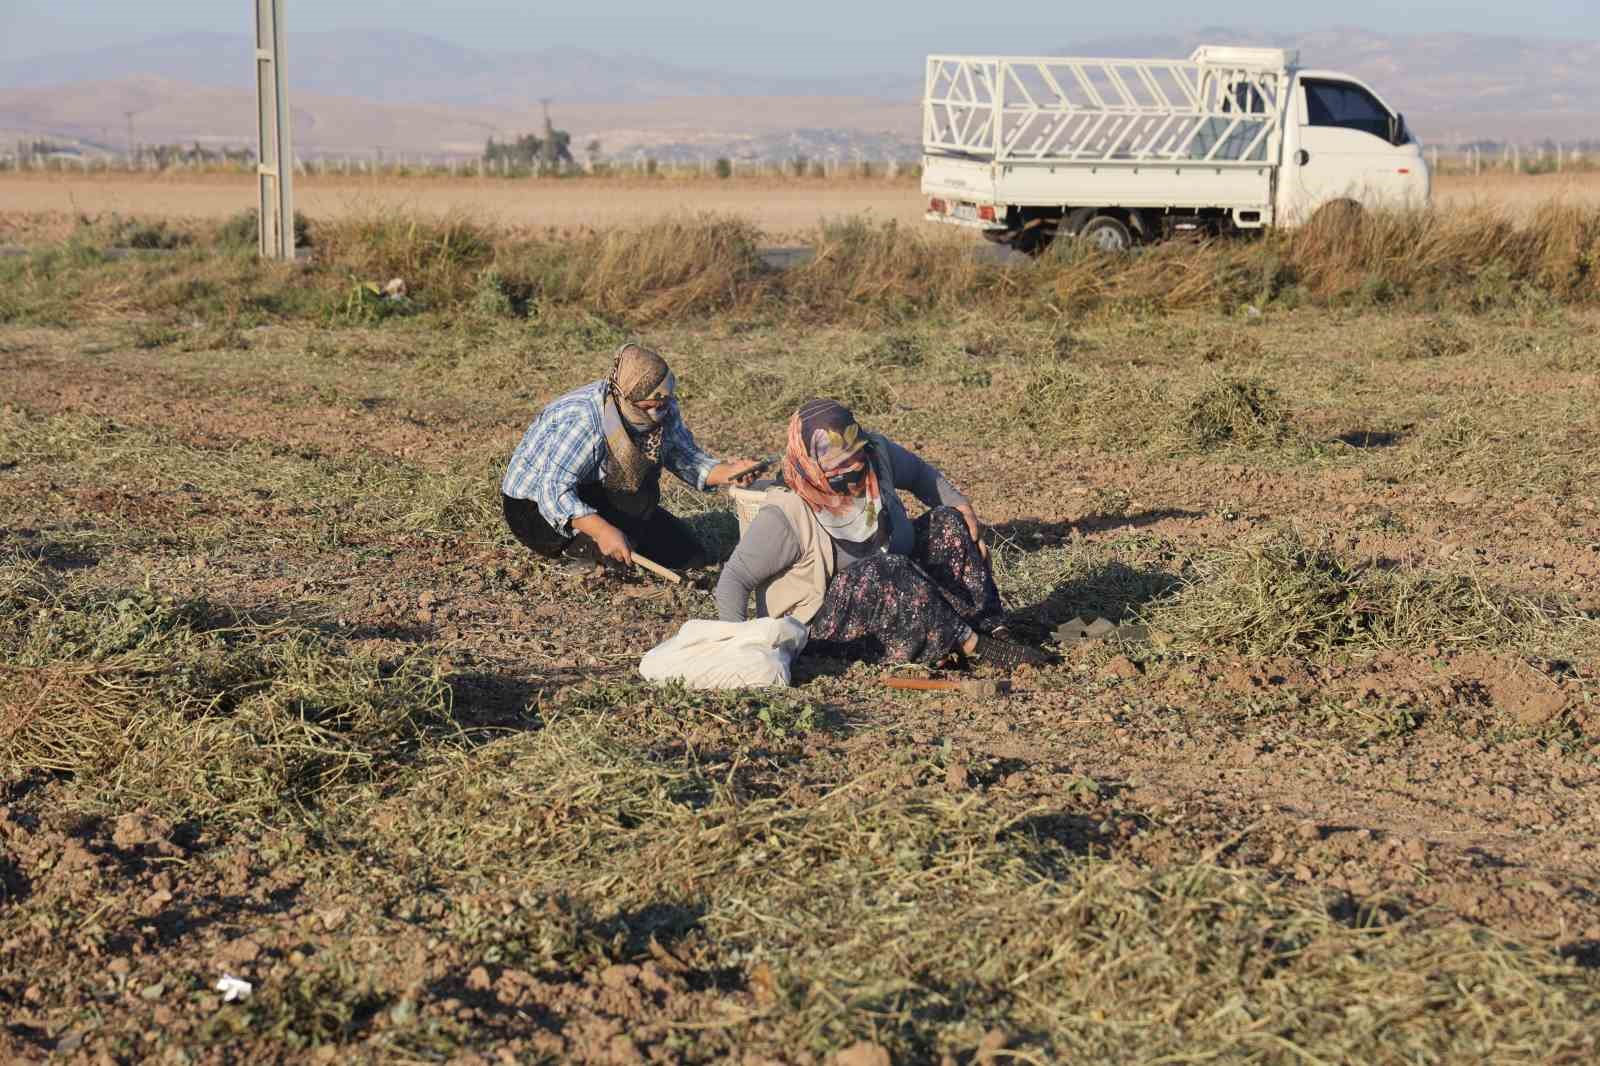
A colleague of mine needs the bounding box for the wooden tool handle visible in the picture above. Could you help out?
[882,676,1009,696]
[883,677,962,692]
[631,552,683,585]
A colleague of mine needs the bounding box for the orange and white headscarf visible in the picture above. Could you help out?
[784,399,882,542]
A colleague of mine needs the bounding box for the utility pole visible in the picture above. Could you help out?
[539,98,558,173]
[254,0,295,260]
[124,110,138,164]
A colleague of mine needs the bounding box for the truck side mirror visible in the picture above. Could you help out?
[1390,113,1406,147]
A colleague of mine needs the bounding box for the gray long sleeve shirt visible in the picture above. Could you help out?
[714,439,969,622]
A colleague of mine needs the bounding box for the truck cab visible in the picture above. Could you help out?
[1278,70,1429,223]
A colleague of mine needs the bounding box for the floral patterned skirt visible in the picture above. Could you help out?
[807,507,1004,665]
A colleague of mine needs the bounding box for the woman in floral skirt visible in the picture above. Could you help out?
[714,398,1048,669]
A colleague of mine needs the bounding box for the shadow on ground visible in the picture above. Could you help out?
[1333,428,1410,449]
[1008,560,1183,634]
[993,509,1202,544]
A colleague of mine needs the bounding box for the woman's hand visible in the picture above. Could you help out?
[572,515,633,565]
[707,458,768,488]
[956,503,990,561]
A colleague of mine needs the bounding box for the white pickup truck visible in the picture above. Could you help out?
[922,46,1429,252]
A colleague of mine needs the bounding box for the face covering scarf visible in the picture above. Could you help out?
[783,398,883,544]
[600,343,675,496]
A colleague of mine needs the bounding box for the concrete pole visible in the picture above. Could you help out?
[254,0,295,260]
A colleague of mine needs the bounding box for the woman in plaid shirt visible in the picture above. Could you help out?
[501,343,763,572]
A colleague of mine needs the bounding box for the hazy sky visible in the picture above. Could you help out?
[4,1,1598,72]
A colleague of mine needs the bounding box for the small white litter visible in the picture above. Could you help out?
[215,974,253,1003]
[640,617,808,689]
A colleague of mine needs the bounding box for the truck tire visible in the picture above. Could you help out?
[1306,199,1364,235]
[1060,206,1098,236]
[1079,214,1133,252]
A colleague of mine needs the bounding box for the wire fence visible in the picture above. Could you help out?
[4,144,1597,180]
[0,148,922,181]
[1426,145,1597,176]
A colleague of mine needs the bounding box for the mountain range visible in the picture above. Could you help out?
[0,30,912,107]
[2,27,1596,161]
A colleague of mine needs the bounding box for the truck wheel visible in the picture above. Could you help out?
[1306,199,1364,235]
[1080,214,1133,252]
[1061,206,1098,236]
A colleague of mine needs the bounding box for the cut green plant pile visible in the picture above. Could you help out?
[1151,528,1591,657]
[1183,376,1294,450]
[0,560,458,819]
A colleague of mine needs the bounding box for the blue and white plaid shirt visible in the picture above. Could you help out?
[501,380,719,534]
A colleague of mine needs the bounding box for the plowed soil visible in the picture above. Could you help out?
[2,281,1599,1062]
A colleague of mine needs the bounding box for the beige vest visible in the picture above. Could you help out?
[754,434,899,624]
[754,488,835,624]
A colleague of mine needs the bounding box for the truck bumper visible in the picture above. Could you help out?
[923,211,1008,233]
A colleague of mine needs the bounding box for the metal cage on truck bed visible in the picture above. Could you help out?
[923,47,1293,168]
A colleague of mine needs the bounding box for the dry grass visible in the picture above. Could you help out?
[1435,169,1600,213]
[0,171,923,237]
[3,168,1599,235]
[6,199,1600,333]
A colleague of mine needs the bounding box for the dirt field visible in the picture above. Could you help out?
[2,215,1599,1062]
[1,169,1596,238]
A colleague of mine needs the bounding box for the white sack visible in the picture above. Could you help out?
[639,617,809,690]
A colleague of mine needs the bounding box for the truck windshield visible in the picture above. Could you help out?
[1302,78,1393,141]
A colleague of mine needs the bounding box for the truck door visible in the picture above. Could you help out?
[1288,77,1422,221]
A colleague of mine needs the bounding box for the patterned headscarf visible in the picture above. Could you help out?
[783,398,881,519]
[601,343,674,491]
[607,343,676,430]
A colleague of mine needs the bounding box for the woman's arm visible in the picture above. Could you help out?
[883,438,970,510]
[882,437,987,556]
[660,409,764,490]
[713,507,803,622]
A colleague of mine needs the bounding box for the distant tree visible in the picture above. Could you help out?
[714,157,733,179]
[548,129,572,166]
[484,128,574,170]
